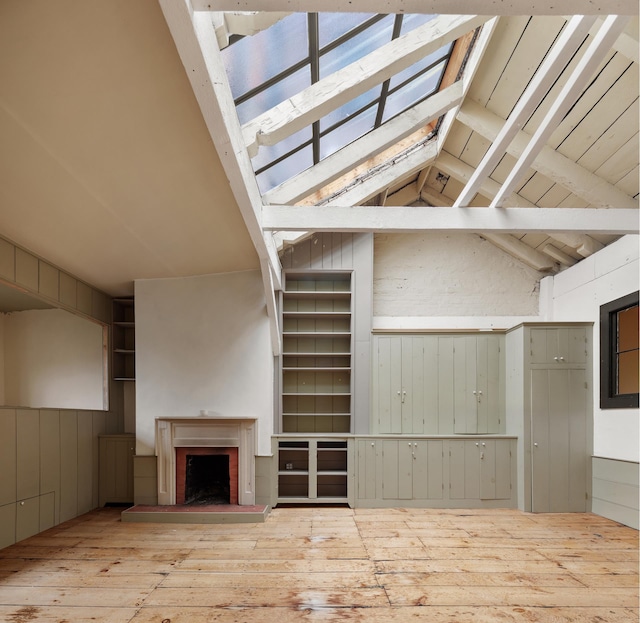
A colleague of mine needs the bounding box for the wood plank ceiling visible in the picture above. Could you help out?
[165,3,639,275]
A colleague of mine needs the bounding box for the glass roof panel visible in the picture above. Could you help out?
[319,84,382,131]
[382,60,447,123]
[319,14,395,79]
[235,65,311,125]
[222,12,456,194]
[256,145,314,193]
[251,126,313,172]
[318,13,377,47]
[221,13,308,100]
[320,105,379,160]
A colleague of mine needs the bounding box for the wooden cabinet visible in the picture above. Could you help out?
[112,297,135,381]
[529,326,588,366]
[355,436,516,507]
[449,439,512,500]
[99,434,134,506]
[506,323,591,513]
[281,272,352,433]
[276,438,349,504]
[372,334,504,435]
[453,335,504,434]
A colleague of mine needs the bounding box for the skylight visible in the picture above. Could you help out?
[221,13,453,194]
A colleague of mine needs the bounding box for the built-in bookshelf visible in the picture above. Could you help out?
[112,297,135,381]
[281,271,352,433]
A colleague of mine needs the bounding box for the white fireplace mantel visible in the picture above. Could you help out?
[155,416,257,506]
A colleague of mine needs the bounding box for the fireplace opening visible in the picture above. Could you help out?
[175,447,239,506]
[184,454,230,505]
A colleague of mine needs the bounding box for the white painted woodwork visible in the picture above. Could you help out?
[587,16,640,63]
[481,234,555,271]
[242,15,490,157]
[542,244,578,267]
[318,141,439,207]
[158,1,282,290]
[454,15,598,208]
[214,11,291,48]
[263,82,464,205]
[457,101,639,209]
[491,15,632,208]
[262,205,639,235]
[192,1,638,16]
[435,17,499,158]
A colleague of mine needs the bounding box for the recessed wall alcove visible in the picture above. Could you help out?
[155,417,256,506]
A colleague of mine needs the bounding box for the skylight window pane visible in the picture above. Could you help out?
[320,85,381,131]
[319,14,395,78]
[399,13,438,35]
[320,106,378,159]
[221,13,308,100]
[388,44,451,90]
[256,145,314,193]
[251,126,312,171]
[382,60,446,123]
[318,13,376,47]
[235,66,311,125]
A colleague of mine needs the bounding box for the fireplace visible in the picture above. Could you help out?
[175,447,238,505]
[156,417,256,506]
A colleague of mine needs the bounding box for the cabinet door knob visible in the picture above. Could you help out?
[534,442,539,447]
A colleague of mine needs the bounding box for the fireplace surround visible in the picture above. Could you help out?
[156,416,256,506]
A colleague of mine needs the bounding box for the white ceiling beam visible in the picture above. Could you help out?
[262,81,463,205]
[193,1,638,16]
[212,11,291,49]
[242,14,490,157]
[584,16,640,63]
[481,234,555,271]
[262,205,640,234]
[457,101,639,209]
[491,15,632,208]
[159,0,283,354]
[319,140,439,207]
[454,15,598,208]
[542,243,578,266]
[437,17,499,155]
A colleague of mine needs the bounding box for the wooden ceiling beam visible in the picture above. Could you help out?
[262,81,463,205]
[212,11,290,49]
[457,101,639,209]
[454,15,598,208]
[193,1,638,16]
[491,15,632,207]
[262,205,639,235]
[242,14,490,157]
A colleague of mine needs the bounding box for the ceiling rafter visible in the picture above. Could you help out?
[457,101,639,209]
[454,14,599,208]
[241,14,490,157]
[192,1,638,16]
[261,205,639,235]
[262,81,463,205]
[490,15,632,207]
[212,11,291,49]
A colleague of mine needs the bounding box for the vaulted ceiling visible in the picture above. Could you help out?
[0,1,638,298]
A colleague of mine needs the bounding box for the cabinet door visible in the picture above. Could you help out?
[453,336,503,434]
[531,368,588,512]
[412,440,444,500]
[373,337,403,433]
[381,440,413,500]
[356,439,378,500]
[478,439,512,500]
[530,327,587,365]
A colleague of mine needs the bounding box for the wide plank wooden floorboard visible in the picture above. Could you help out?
[0,507,636,622]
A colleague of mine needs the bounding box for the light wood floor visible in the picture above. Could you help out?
[0,507,637,622]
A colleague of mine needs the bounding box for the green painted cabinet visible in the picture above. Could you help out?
[372,334,504,435]
[99,434,134,506]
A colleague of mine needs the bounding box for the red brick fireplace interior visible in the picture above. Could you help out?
[175,447,239,505]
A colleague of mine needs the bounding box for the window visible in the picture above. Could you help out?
[600,291,639,409]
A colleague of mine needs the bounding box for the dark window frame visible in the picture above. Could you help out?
[600,290,639,409]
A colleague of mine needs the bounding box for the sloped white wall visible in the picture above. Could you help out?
[542,235,639,463]
[135,270,273,457]
[373,233,541,328]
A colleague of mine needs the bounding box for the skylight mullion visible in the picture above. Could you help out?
[309,13,321,164]
[374,15,404,129]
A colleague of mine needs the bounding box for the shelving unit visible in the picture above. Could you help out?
[281,271,352,433]
[276,438,348,503]
[112,297,135,381]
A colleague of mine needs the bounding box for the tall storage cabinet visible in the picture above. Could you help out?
[112,298,135,381]
[280,271,352,433]
[506,324,592,513]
